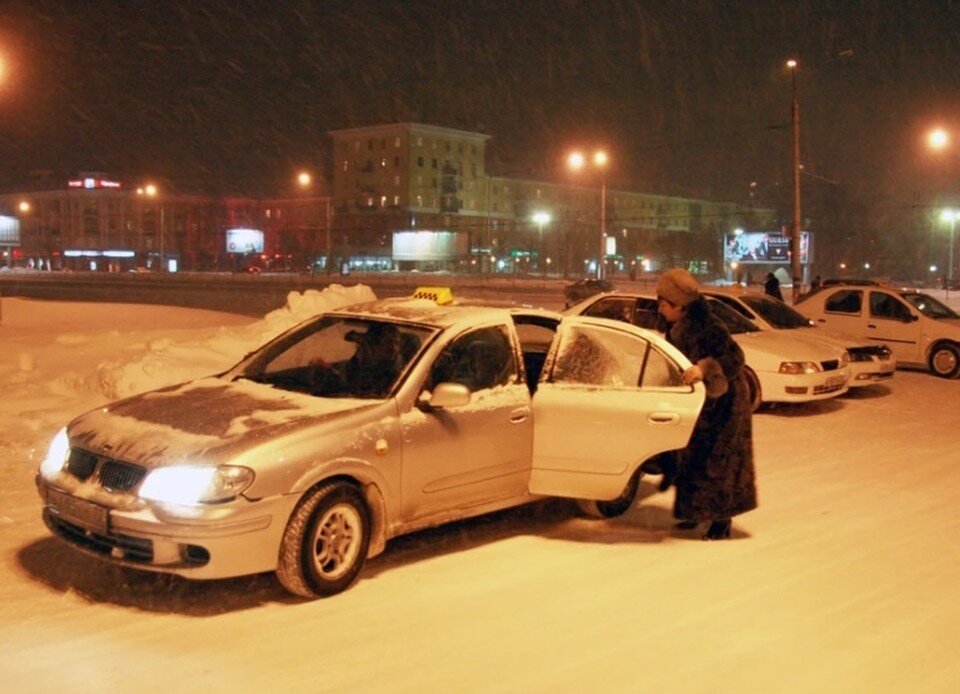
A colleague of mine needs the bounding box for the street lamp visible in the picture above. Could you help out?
[568,149,609,280]
[940,209,957,287]
[531,210,551,275]
[786,58,803,301]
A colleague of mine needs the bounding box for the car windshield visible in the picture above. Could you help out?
[704,298,760,334]
[238,316,436,398]
[740,294,814,329]
[899,292,960,319]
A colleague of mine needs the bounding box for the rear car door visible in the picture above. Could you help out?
[528,317,705,501]
[866,289,922,363]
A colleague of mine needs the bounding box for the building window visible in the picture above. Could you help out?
[394,156,400,167]
[381,158,387,168]
[445,141,451,152]
[342,160,349,171]
[416,195,423,206]
[381,139,386,149]
[354,141,361,151]
[394,175,401,186]
[367,140,373,150]
[416,137,423,147]
[393,195,400,205]
[394,137,401,148]
[417,174,423,185]
[380,195,388,207]
[417,156,424,167]
[432,158,437,169]
[432,139,437,150]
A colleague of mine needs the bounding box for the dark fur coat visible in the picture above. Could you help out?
[667,297,757,522]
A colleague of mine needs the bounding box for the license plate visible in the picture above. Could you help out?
[47,489,109,534]
[826,375,846,387]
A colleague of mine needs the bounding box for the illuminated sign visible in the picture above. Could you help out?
[724,232,811,265]
[67,178,123,189]
[392,230,468,261]
[226,228,264,254]
[0,215,20,244]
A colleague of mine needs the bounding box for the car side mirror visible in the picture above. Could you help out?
[417,382,471,410]
[903,314,919,323]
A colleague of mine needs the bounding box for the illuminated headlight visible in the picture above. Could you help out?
[139,465,255,505]
[39,428,70,479]
[779,361,820,375]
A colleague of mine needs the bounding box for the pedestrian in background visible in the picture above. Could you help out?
[656,269,758,540]
[764,272,784,301]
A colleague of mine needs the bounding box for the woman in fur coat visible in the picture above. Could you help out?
[656,268,758,540]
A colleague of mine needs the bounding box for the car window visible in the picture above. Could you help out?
[824,289,862,314]
[704,299,760,334]
[900,292,960,319]
[582,297,635,322]
[549,324,682,388]
[741,294,813,328]
[869,291,912,321]
[428,325,518,393]
[710,294,753,319]
[245,317,434,398]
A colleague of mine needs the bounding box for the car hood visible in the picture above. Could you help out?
[67,377,377,467]
[733,330,844,370]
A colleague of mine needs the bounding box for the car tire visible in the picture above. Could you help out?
[743,367,763,412]
[276,482,371,598]
[575,469,641,518]
[929,342,960,379]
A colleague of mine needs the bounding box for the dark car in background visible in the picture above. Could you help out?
[563,278,614,307]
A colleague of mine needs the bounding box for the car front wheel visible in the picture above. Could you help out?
[929,343,960,379]
[277,482,371,598]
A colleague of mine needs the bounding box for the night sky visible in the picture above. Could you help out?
[1,0,959,217]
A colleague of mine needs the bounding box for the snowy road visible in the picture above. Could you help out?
[1,294,959,693]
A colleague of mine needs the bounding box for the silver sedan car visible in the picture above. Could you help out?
[38,293,706,598]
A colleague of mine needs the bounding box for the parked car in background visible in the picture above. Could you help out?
[37,289,706,598]
[563,278,614,307]
[702,288,895,387]
[565,291,852,411]
[795,283,960,378]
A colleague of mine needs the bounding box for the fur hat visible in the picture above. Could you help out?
[656,268,700,307]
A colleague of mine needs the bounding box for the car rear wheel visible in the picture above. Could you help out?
[575,469,641,518]
[929,343,960,379]
[276,482,370,598]
[743,367,762,412]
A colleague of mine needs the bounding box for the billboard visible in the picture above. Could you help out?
[392,230,468,261]
[724,232,811,264]
[226,228,264,254]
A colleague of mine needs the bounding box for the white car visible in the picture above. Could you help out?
[565,292,851,411]
[702,288,895,387]
[795,284,960,378]
[37,291,706,598]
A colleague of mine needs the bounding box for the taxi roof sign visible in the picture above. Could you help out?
[413,286,454,305]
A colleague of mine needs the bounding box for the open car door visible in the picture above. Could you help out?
[529,316,705,501]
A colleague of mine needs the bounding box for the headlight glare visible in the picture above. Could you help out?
[778,361,820,375]
[139,465,255,505]
[40,428,70,479]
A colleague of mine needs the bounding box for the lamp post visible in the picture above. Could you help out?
[786,59,802,301]
[532,211,551,275]
[568,149,609,280]
[940,209,957,288]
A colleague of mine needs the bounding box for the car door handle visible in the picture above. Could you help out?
[648,412,679,424]
[816,318,826,323]
[509,409,529,424]
[867,324,876,329]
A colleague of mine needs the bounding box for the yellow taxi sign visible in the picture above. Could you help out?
[412,286,454,305]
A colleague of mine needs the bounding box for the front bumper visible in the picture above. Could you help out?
[37,478,299,580]
[760,367,850,403]
[847,357,896,387]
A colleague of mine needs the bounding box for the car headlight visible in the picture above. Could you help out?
[138,465,255,505]
[39,428,70,480]
[778,361,821,375]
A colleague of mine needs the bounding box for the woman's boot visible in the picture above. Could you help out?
[703,518,731,540]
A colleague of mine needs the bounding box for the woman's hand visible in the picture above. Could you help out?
[682,364,704,385]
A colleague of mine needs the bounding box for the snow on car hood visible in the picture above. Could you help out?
[67,377,374,465]
[733,330,844,371]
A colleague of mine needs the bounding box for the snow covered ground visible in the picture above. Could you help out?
[1,287,959,693]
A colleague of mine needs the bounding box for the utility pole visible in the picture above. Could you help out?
[788,59,803,302]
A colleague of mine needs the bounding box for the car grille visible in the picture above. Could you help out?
[813,381,846,395]
[65,448,147,492]
[820,359,840,371]
[46,510,154,562]
[848,346,892,361]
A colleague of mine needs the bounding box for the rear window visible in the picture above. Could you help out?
[824,290,862,314]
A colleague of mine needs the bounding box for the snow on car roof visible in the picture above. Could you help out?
[331,296,559,329]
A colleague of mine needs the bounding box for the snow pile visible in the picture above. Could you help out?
[61,284,377,401]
